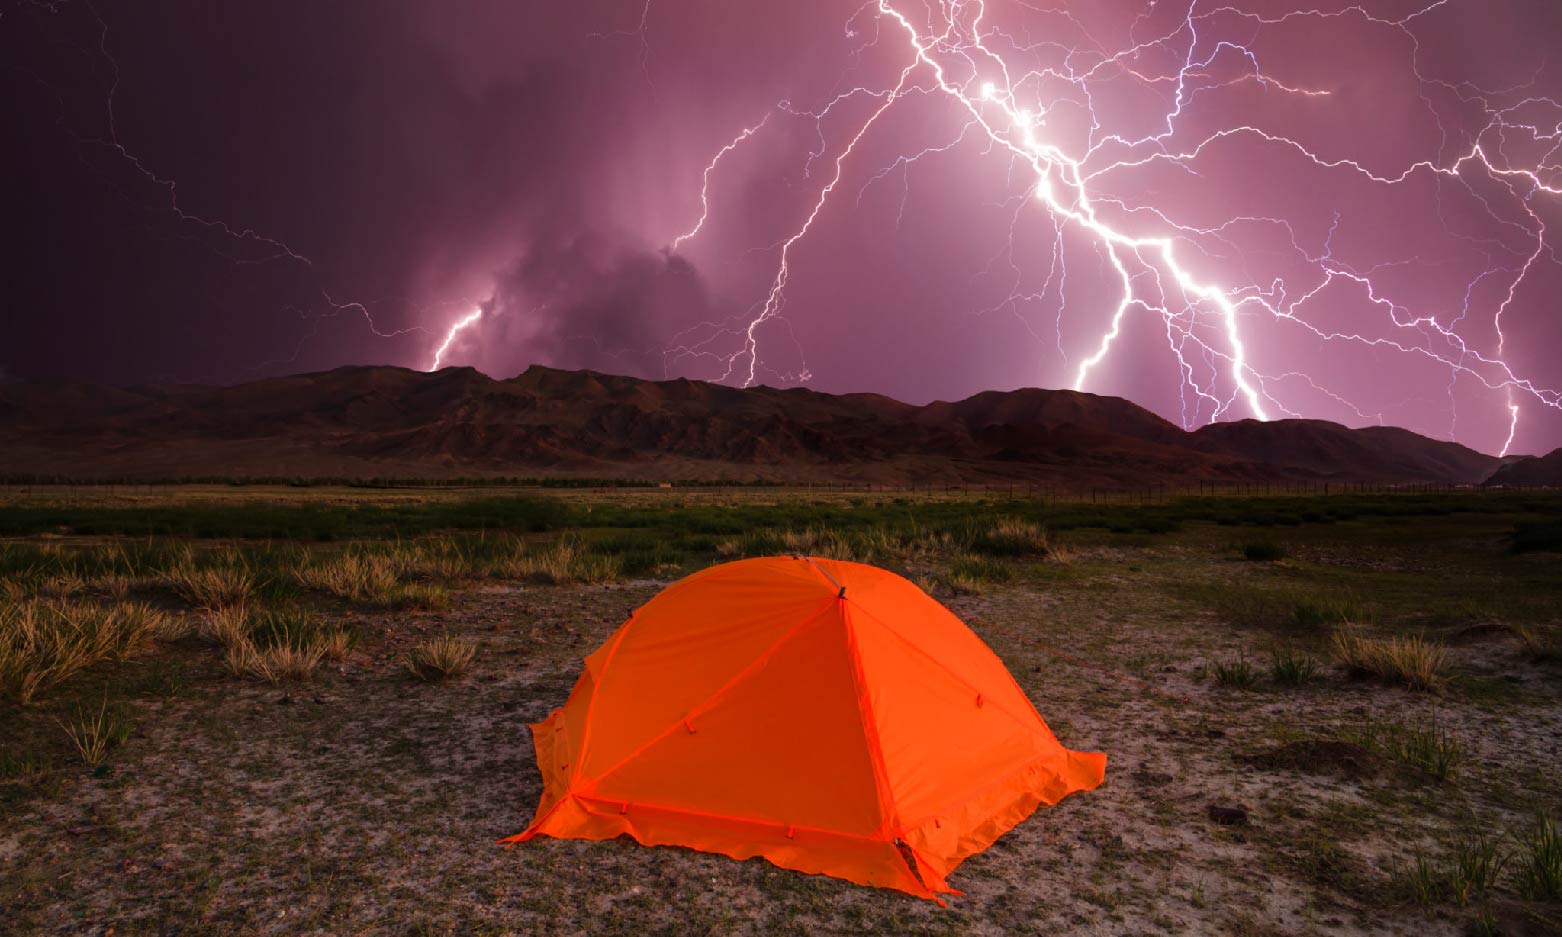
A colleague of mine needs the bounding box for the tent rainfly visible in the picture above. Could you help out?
[502,555,1106,902]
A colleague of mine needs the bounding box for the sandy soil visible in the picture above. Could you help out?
[2,541,1560,936]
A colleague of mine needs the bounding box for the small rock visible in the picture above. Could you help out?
[1207,805,1248,825]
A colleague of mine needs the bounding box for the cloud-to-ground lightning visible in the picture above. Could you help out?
[660,0,1562,453]
[430,307,484,371]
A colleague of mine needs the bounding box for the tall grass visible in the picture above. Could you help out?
[0,600,167,704]
[1331,629,1449,691]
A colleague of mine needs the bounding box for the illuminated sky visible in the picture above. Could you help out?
[5,1,1561,455]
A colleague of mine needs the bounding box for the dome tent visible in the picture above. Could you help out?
[502,555,1106,901]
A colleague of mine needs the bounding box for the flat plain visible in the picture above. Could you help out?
[1,485,1559,936]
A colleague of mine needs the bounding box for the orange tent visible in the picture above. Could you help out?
[502,555,1105,901]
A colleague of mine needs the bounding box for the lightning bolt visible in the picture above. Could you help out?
[430,308,484,371]
[661,0,1562,454]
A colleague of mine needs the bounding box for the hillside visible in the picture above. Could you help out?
[0,365,1505,486]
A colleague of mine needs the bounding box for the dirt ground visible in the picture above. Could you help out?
[1,501,1560,936]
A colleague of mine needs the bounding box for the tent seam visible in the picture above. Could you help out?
[840,601,904,842]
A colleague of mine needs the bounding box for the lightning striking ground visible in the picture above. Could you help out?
[662,0,1562,452]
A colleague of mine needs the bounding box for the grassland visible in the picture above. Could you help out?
[0,484,1559,935]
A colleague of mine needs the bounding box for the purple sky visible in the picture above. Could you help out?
[5,1,1562,455]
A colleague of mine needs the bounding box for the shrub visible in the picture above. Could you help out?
[405,635,477,682]
[1331,629,1449,691]
[1243,541,1288,562]
[1510,521,1562,554]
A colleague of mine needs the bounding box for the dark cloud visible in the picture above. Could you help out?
[2,0,1560,453]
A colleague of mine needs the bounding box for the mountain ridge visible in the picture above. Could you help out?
[0,364,1505,486]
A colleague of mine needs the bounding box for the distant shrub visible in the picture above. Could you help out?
[1510,521,1562,554]
[1242,541,1288,562]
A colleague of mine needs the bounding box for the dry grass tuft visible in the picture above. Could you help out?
[319,629,355,662]
[165,562,255,609]
[218,611,330,683]
[296,552,399,603]
[1513,625,1560,662]
[505,540,621,585]
[780,527,859,561]
[389,541,474,581]
[0,600,165,704]
[224,634,326,683]
[201,604,252,648]
[405,634,477,682]
[57,697,130,767]
[1331,628,1449,691]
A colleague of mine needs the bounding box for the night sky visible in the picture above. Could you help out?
[5,1,1562,455]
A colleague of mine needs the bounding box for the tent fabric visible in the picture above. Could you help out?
[502,555,1106,901]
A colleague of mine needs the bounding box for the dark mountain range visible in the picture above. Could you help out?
[1485,448,1562,486]
[0,365,1506,487]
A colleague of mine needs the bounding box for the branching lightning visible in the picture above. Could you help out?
[663,0,1562,453]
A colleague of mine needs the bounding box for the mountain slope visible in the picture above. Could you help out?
[0,365,1503,486]
[1485,448,1562,485]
